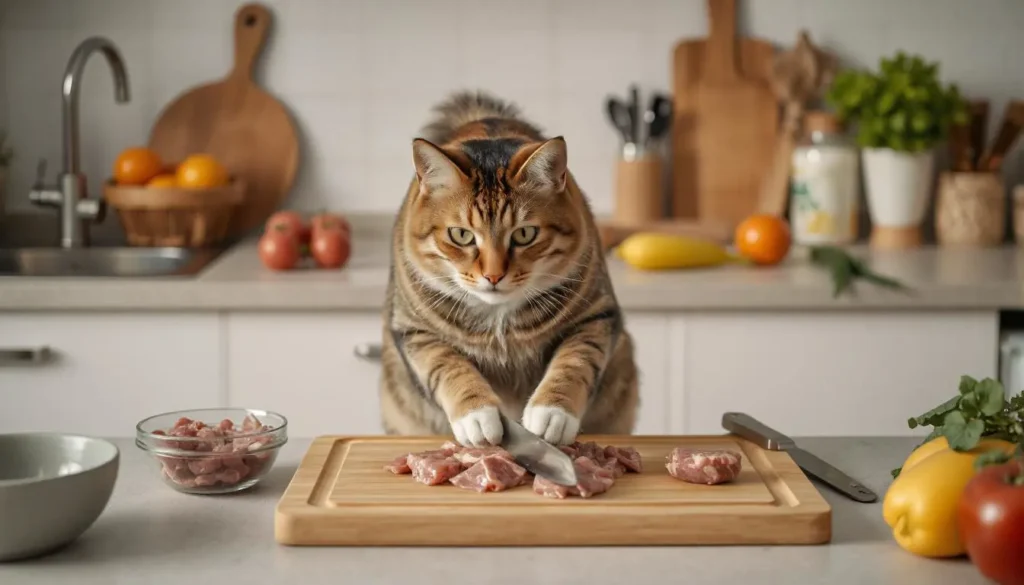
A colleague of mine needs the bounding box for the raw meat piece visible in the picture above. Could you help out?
[407,452,463,486]
[604,445,643,473]
[450,454,528,492]
[452,446,513,466]
[602,458,626,478]
[558,444,579,458]
[665,448,742,485]
[384,454,411,474]
[533,456,616,499]
[575,441,607,464]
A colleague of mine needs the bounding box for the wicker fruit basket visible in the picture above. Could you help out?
[103,178,245,247]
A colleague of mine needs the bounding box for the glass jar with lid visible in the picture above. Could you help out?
[789,111,860,245]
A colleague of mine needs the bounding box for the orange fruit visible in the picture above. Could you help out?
[176,154,229,189]
[734,214,792,266]
[113,147,163,185]
[146,174,177,188]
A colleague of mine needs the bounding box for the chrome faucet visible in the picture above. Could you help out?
[29,37,130,248]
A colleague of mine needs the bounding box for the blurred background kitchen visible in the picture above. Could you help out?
[1,0,1021,221]
[2,0,1024,443]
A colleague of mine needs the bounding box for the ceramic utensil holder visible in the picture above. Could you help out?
[934,171,1005,247]
[613,154,664,226]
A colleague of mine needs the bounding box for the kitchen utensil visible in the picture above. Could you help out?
[497,412,577,487]
[968,100,990,169]
[0,433,119,562]
[605,97,634,146]
[672,0,779,227]
[977,100,1024,172]
[644,94,672,147]
[135,407,288,494]
[722,412,878,503]
[949,120,974,172]
[275,434,831,546]
[758,30,838,216]
[629,84,641,148]
[148,2,298,240]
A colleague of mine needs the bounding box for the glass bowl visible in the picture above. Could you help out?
[135,408,287,495]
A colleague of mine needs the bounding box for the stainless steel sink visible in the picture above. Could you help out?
[0,247,224,277]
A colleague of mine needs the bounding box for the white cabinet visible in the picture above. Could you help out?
[226,311,385,437]
[674,311,999,436]
[622,312,670,435]
[0,313,223,436]
[224,310,673,438]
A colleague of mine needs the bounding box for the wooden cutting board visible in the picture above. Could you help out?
[148,2,298,239]
[275,435,831,546]
[671,0,778,229]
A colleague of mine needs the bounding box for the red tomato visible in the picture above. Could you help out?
[957,457,1024,585]
[266,210,310,244]
[310,212,350,237]
[258,227,301,271]
[310,228,351,269]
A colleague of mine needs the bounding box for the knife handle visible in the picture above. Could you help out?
[721,412,796,451]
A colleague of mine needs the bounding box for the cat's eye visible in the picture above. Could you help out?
[511,226,539,246]
[448,227,476,246]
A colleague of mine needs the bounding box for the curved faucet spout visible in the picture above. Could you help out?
[62,37,131,174]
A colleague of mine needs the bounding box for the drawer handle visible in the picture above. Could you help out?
[0,346,53,366]
[353,343,382,361]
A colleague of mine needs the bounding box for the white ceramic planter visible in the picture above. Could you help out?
[861,147,935,248]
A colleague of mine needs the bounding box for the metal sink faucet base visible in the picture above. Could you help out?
[29,37,130,248]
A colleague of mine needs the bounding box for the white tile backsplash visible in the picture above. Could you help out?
[1,0,1022,217]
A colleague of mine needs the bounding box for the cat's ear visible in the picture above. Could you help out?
[412,138,467,197]
[510,136,567,194]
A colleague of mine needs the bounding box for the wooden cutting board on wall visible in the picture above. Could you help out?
[671,0,778,229]
[274,435,831,546]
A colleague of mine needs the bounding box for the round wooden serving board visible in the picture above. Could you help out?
[148,2,298,239]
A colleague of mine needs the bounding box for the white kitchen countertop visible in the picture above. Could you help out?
[0,436,992,585]
[2,214,1024,311]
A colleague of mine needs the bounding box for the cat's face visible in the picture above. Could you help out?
[405,137,582,308]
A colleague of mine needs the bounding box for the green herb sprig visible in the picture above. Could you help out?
[891,376,1024,478]
[809,245,911,298]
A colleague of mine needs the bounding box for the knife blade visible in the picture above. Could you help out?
[722,412,878,503]
[498,411,578,487]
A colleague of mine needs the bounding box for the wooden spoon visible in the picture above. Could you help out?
[148,2,299,239]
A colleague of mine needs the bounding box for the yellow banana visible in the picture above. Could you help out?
[614,233,741,270]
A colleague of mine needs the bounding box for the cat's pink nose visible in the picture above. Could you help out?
[483,273,505,285]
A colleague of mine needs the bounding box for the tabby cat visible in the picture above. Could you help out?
[379,91,638,447]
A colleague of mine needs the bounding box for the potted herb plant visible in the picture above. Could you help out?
[826,52,968,248]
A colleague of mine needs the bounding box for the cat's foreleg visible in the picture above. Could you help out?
[392,329,503,447]
[523,309,619,444]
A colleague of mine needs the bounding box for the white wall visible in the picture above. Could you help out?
[1,0,1022,220]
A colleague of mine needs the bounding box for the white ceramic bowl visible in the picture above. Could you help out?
[0,433,119,562]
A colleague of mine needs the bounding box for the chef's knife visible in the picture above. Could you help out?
[498,412,578,487]
[721,412,878,503]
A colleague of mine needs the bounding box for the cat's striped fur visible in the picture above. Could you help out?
[379,91,638,446]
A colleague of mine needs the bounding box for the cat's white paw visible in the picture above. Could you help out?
[522,405,580,445]
[450,406,503,447]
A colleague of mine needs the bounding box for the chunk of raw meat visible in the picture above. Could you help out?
[450,454,528,492]
[384,454,411,474]
[604,445,643,473]
[533,456,616,499]
[665,448,742,485]
[407,451,463,486]
[452,446,514,466]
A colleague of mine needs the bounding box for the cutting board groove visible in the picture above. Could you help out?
[275,435,831,546]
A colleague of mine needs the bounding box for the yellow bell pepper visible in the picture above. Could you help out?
[883,437,1016,558]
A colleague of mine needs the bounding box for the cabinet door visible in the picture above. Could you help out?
[674,311,999,436]
[623,312,670,435]
[0,313,222,436]
[226,312,385,438]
